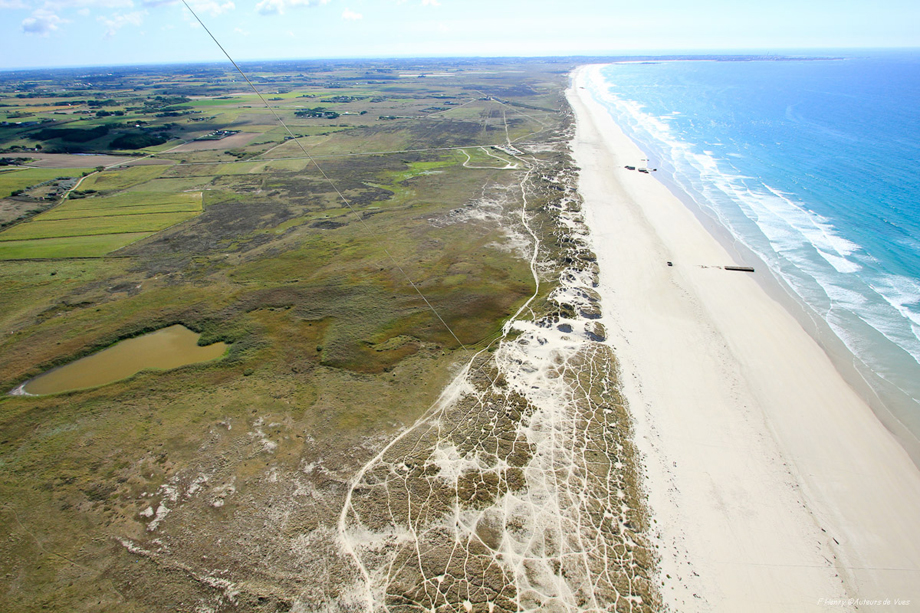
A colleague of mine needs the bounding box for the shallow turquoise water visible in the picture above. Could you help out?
[588,51,920,433]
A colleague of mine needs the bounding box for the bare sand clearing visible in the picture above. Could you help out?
[569,66,920,612]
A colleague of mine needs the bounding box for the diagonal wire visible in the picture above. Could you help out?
[181,0,467,350]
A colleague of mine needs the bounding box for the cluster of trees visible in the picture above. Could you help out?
[68,189,98,199]
[295,107,340,119]
[320,95,364,103]
[109,132,169,149]
[0,156,32,166]
[33,125,111,143]
[30,123,171,150]
[143,95,192,109]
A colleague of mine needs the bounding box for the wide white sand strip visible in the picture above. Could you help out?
[569,65,920,613]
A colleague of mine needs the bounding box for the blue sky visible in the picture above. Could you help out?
[2,0,919,70]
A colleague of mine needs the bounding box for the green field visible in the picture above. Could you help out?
[0,168,91,197]
[135,177,215,192]
[54,191,203,211]
[0,213,197,241]
[39,203,201,220]
[77,165,169,192]
[462,146,519,168]
[250,158,312,173]
[0,232,153,259]
[160,161,258,177]
[0,191,202,258]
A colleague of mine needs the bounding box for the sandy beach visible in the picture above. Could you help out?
[569,65,920,612]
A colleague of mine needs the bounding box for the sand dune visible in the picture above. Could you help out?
[569,65,920,612]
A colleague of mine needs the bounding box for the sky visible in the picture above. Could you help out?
[1,0,919,70]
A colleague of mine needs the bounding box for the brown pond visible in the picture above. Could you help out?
[22,324,227,395]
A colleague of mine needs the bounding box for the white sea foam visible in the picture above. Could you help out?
[588,64,920,392]
[867,275,920,364]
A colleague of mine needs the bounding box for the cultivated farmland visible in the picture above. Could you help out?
[0,189,203,258]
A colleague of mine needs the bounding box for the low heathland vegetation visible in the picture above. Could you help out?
[0,58,643,612]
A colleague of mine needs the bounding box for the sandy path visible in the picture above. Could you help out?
[569,66,920,612]
[336,150,661,611]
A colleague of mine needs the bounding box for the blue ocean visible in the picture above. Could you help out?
[587,51,920,436]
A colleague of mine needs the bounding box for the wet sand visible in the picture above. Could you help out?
[569,65,920,612]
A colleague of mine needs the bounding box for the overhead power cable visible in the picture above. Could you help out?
[180,0,466,350]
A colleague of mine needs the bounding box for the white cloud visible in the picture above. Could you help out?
[254,0,328,16]
[97,9,144,37]
[189,0,234,15]
[9,0,135,13]
[142,0,234,15]
[47,0,133,8]
[19,0,139,36]
[422,0,440,6]
[234,26,249,35]
[21,9,64,35]
[342,7,360,20]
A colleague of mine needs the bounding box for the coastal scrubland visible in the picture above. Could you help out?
[0,60,659,611]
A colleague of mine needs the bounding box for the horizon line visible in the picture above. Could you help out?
[2,47,919,74]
